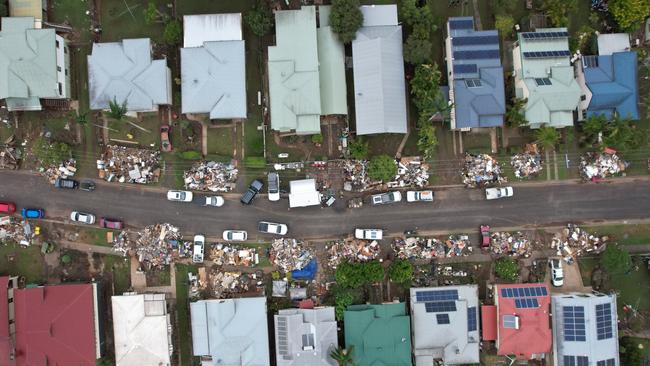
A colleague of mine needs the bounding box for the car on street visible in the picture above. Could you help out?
[222,230,248,241]
[160,124,172,152]
[371,191,402,205]
[549,258,564,287]
[80,180,96,192]
[54,178,78,189]
[485,186,514,200]
[192,235,205,263]
[70,211,96,225]
[167,190,193,202]
[258,221,288,235]
[268,172,280,201]
[204,196,225,207]
[406,190,434,202]
[0,202,16,214]
[480,225,491,248]
[355,228,383,240]
[100,217,124,230]
[241,179,263,205]
[21,208,44,219]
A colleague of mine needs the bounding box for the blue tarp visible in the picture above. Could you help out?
[291,259,317,280]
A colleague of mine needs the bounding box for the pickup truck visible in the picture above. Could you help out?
[406,191,434,202]
[371,191,402,205]
[192,235,205,263]
[54,178,78,189]
[241,179,263,205]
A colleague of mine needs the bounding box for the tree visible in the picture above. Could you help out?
[542,0,577,27]
[245,0,273,37]
[76,112,88,125]
[367,155,397,182]
[389,259,413,285]
[619,336,645,366]
[32,138,72,166]
[335,261,385,289]
[495,15,515,38]
[403,35,432,65]
[417,124,438,160]
[330,0,364,44]
[410,64,448,122]
[0,3,7,17]
[349,137,369,160]
[609,0,650,32]
[534,126,559,151]
[163,20,182,45]
[108,97,128,120]
[600,244,631,274]
[334,290,354,321]
[143,2,168,24]
[330,346,357,366]
[399,0,419,25]
[582,115,607,144]
[311,134,323,144]
[505,98,528,127]
[495,257,519,282]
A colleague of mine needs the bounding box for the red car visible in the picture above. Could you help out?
[0,202,16,214]
[100,217,124,230]
[160,125,172,152]
[480,225,491,248]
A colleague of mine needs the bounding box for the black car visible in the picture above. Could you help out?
[54,178,78,189]
[240,179,264,205]
[80,180,96,192]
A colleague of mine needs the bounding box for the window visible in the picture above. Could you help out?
[57,66,61,72]
[301,333,314,348]
[465,79,482,88]
[597,359,616,366]
[58,82,63,95]
[436,313,450,324]
[65,69,69,76]
[564,356,576,366]
[535,78,552,86]
[55,40,60,48]
[580,95,586,101]
[577,356,588,366]
[64,47,68,54]
[8,298,13,303]
[502,315,517,329]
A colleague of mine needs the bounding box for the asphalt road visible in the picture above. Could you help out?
[2,171,650,240]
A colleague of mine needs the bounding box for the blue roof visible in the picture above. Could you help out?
[584,51,639,120]
[448,17,505,128]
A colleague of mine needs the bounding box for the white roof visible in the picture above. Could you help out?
[274,308,338,366]
[183,13,242,48]
[112,293,172,366]
[597,33,631,56]
[289,179,321,208]
[360,5,398,27]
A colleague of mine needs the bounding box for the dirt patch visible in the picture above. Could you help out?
[59,249,92,282]
[146,267,172,287]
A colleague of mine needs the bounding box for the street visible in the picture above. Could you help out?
[2,171,650,240]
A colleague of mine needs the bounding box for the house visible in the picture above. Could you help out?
[8,0,44,27]
[344,303,412,366]
[551,293,620,366]
[181,13,247,119]
[445,17,505,130]
[576,33,639,121]
[352,5,408,135]
[512,28,581,128]
[410,286,480,365]
[190,297,270,366]
[112,293,173,366]
[289,178,322,208]
[317,6,348,116]
[482,283,552,360]
[0,278,103,365]
[88,38,172,112]
[274,307,338,366]
[0,17,70,111]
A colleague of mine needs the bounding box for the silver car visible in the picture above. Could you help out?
[70,211,96,225]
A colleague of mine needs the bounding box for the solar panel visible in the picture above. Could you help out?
[467,307,477,331]
[523,50,571,58]
[563,306,586,342]
[515,298,540,308]
[501,286,548,297]
[596,303,613,340]
[436,313,450,324]
[416,289,459,302]
[522,31,569,40]
[453,64,478,74]
[453,50,500,60]
[465,79,482,88]
[452,35,499,46]
[449,19,474,30]
[425,301,457,313]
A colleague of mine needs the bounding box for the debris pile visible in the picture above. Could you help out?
[40,158,76,184]
[387,157,430,188]
[114,223,189,268]
[580,150,627,181]
[97,145,161,184]
[111,231,131,256]
[461,153,506,188]
[183,161,238,192]
[489,231,535,257]
[343,160,371,192]
[326,239,380,268]
[0,137,21,169]
[551,224,608,257]
[0,217,36,246]
[392,235,472,259]
[209,243,259,267]
[209,270,251,298]
[511,145,542,179]
[270,238,313,272]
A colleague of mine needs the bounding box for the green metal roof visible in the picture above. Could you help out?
[344,303,412,366]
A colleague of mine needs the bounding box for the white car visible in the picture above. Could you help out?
[355,228,383,240]
[258,221,288,235]
[204,196,225,207]
[70,211,96,225]
[485,186,514,200]
[549,258,564,287]
[192,235,205,263]
[371,191,402,205]
[222,230,248,241]
[167,190,193,202]
[406,190,434,202]
[268,172,280,202]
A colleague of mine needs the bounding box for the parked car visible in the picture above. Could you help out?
[70,211,96,225]
[406,191,434,202]
[222,230,248,241]
[21,208,44,219]
[355,228,383,240]
[258,221,288,235]
[100,217,124,230]
[204,196,225,207]
[167,190,193,202]
[192,235,205,263]
[79,180,96,192]
[549,258,564,287]
[0,202,16,214]
[267,172,280,202]
[371,191,402,205]
[480,225,491,248]
[54,178,78,189]
[240,179,263,205]
[485,186,514,200]
[160,125,172,152]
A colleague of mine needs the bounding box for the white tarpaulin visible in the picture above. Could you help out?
[289,179,321,208]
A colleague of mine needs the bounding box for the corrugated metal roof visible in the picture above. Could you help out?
[183,13,242,47]
[481,305,497,341]
[360,4,398,27]
[274,307,338,366]
[585,52,639,120]
[317,25,347,115]
[289,179,321,208]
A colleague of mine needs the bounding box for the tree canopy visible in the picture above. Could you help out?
[245,0,273,37]
[581,115,646,150]
[401,0,434,65]
[609,0,650,32]
[542,0,577,27]
[410,63,448,123]
[163,20,182,45]
[349,137,369,160]
[330,0,364,44]
[495,15,515,38]
[143,2,169,24]
[389,260,413,285]
[335,261,385,289]
[403,36,433,65]
[108,97,128,120]
[505,98,528,127]
[495,257,519,282]
[417,124,438,160]
[330,345,357,366]
[534,126,560,151]
[367,155,397,182]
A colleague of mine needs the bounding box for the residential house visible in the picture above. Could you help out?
[512,28,581,128]
[112,293,173,366]
[0,276,18,365]
[88,38,172,112]
[410,286,480,365]
[344,303,412,366]
[274,307,338,366]
[190,297,270,366]
[482,283,552,360]
[8,0,44,27]
[552,293,620,366]
[0,17,70,111]
[352,5,408,135]
[181,13,247,119]
[576,33,639,121]
[445,17,505,130]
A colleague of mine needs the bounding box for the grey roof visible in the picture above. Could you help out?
[359,4,398,27]
[88,38,171,111]
[352,24,407,135]
[317,6,348,115]
[552,294,620,366]
[274,307,338,366]
[183,13,242,48]
[410,286,480,365]
[190,297,270,366]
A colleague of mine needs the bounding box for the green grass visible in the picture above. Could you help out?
[175,264,199,366]
[102,254,131,294]
[206,128,234,157]
[241,243,271,267]
[77,227,119,247]
[107,113,160,147]
[0,244,46,284]
[100,0,167,42]
[624,337,650,360]
[583,224,650,246]
[50,0,93,42]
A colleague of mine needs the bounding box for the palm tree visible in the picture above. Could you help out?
[534,125,559,151]
[330,345,356,366]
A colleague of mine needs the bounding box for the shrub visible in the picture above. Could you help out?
[495,257,519,282]
[389,259,413,285]
[178,150,201,160]
[367,155,397,182]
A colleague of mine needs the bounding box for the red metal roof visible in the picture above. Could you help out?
[14,283,97,366]
[495,283,552,359]
[480,305,497,341]
[0,276,12,366]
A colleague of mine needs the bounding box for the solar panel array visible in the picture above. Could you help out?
[449,19,474,30]
[467,307,477,332]
[436,313,450,324]
[452,35,499,46]
[453,64,478,74]
[416,289,459,302]
[596,303,613,340]
[535,78,552,86]
[515,298,540,308]
[500,286,548,298]
[521,31,569,39]
[523,50,571,58]
[453,50,500,60]
[596,359,616,366]
[465,79,482,88]
[425,301,457,313]
[563,306,586,342]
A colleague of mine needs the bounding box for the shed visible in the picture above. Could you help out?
[289,179,321,208]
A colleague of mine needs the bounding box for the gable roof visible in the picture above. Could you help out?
[88,38,171,111]
[317,6,348,116]
[583,51,639,120]
[190,297,270,366]
[274,307,338,366]
[183,13,242,48]
[344,303,412,366]
[359,4,398,26]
